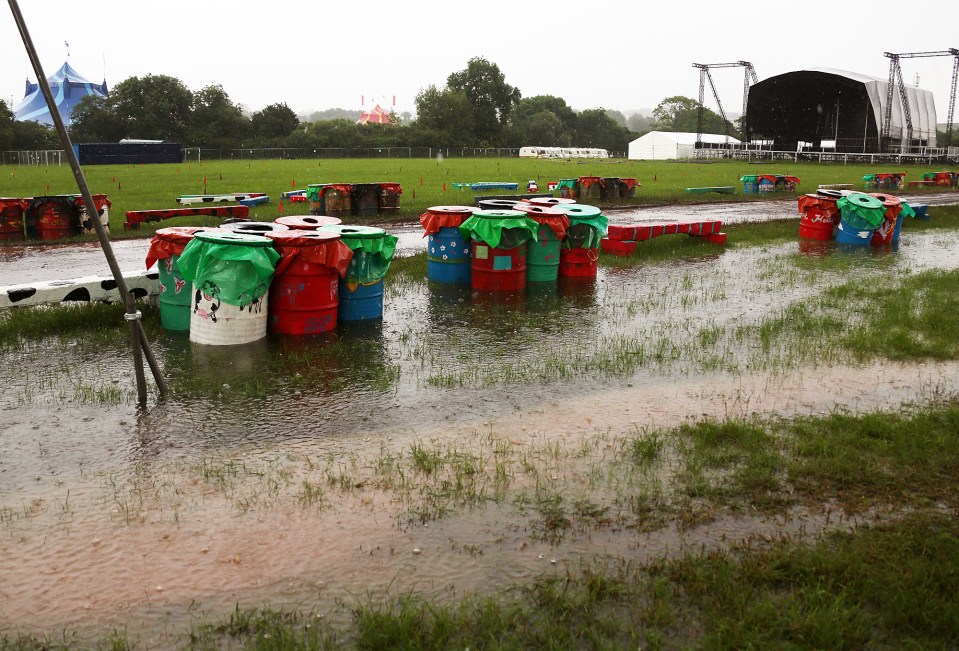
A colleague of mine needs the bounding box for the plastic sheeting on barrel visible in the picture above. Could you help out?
[265,230,354,334]
[317,224,398,321]
[420,206,476,284]
[146,226,220,331]
[177,231,280,344]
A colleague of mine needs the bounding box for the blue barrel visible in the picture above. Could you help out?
[338,275,384,321]
[427,226,471,284]
[892,214,905,243]
[835,218,873,246]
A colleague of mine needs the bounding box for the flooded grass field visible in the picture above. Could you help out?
[2,218,959,647]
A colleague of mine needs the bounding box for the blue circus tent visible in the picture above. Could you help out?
[14,61,108,126]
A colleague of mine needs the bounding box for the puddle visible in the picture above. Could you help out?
[3,228,959,640]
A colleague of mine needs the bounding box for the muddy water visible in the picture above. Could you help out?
[2,230,959,642]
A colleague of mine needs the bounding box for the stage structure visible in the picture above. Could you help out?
[882,49,959,151]
[692,61,758,147]
[746,68,938,154]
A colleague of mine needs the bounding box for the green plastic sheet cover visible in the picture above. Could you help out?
[556,179,577,190]
[306,184,327,201]
[555,204,608,243]
[739,175,758,182]
[898,201,916,219]
[177,232,280,307]
[837,193,886,229]
[318,224,398,283]
[458,210,539,250]
[563,222,604,249]
[862,174,877,182]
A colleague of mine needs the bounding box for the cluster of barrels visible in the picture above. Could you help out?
[420,197,609,292]
[741,175,800,193]
[0,194,111,241]
[554,176,639,201]
[146,215,397,346]
[862,173,905,190]
[306,182,402,219]
[798,189,918,249]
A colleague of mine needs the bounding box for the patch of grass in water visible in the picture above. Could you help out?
[749,268,959,366]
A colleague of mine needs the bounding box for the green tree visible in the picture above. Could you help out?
[414,85,476,146]
[508,95,577,146]
[575,108,631,151]
[0,100,13,150]
[190,84,249,149]
[606,109,628,128]
[626,112,654,133]
[251,103,299,141]
[652,95,738,137]
[68,94,126,142]
[446,57,520,145]
[11,120,60,149]
[109,74,193,141]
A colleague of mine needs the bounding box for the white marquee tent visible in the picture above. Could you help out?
[628,131,741,160]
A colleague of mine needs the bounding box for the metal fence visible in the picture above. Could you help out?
[1,149,67,166]
[4,146,623,164]
[695,147,957,165]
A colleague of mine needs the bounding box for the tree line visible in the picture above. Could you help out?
[1,57,744,153]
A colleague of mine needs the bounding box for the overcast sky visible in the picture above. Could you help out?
[2,0,957,123]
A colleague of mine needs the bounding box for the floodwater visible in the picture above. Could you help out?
[2,221,959,643]
[1,192,956,286]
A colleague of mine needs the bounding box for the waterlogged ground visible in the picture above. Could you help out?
[3,228,959,644]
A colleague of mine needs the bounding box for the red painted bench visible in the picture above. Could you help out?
[601,220,727,256]
[124,205,250,230]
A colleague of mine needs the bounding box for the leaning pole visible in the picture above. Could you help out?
[7,0,169,404]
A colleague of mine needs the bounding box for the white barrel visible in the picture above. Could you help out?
[189,285,269,345]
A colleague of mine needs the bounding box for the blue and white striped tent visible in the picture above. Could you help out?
[14,61,108,126]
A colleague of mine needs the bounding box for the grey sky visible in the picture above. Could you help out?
[2,0,957,123]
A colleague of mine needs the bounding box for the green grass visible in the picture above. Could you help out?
[2,158,957,239]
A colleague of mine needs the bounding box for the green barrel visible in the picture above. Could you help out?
[306,184,327,215]
[146,226,212,331]
[527,223,561,282]
[514,205,568,283]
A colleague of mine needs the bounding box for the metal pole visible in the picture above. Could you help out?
[7,0,168,403]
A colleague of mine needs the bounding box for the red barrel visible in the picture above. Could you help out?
[577,176,602,200]
[378,182,403,213]
[265,230,353,335]
[32,196,76,240]
[322,184,354,218]
[0,198,26,241]
[868,193,902,246]
[559,247,598,278]
[471,241,527,291]
[275,215,342,230]
[798,194,839,241]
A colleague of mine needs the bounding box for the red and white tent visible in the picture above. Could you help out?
[356,104,393,125]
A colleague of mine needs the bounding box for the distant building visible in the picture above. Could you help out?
[627,131,740,160]
[15,61,108,126]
